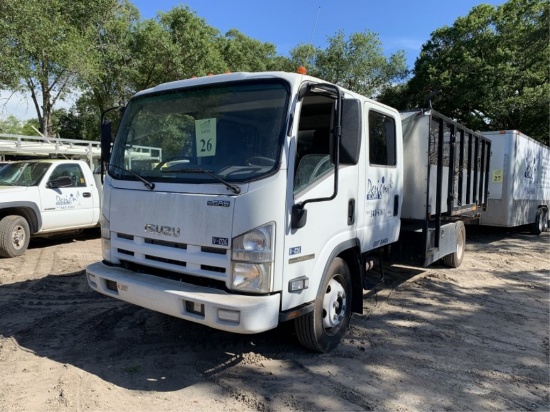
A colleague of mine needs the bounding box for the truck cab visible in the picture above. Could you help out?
[0,159,101,257]
[87,71,489,352]
[87,72,405,351]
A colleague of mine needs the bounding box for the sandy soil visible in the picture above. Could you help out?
[0,227,548,411]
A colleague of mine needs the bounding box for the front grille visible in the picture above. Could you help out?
[201,264,226,273]
[201,246,227,255]
[118,249,134,256]
[145,238,187,249]
[146,254,186,267]
[120,260,228,291]
[117,233,134,240]
[112,232,229,282]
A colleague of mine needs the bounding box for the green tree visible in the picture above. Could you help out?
[84,0,140,117]
[0,116,40,136]
[154,6,225,80]
[218,29,278,72]
[390,0,549,143]
[285,44,319,73]
[297,30,408,98]
[0,0,126,137]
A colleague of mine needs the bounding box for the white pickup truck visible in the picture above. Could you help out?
[0,159,101,257]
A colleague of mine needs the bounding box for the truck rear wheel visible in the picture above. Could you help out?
[295,257,351,353]
[531,209,544,235]
[0,215,30,258]
[442,221,466,268]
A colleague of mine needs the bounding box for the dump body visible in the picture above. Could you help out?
[480,130,549,229]
[397,110,491,265]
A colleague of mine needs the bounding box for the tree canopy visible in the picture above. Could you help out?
[0,0,130,136]
[379,0,549,143]
[1,0,546,144]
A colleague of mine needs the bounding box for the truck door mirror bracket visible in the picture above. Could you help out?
[291,203,308,229]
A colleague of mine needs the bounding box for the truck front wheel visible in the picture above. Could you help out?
[0,215,31,258]
[295,257,352,353]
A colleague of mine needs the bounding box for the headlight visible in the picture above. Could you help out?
[231,222,275,293]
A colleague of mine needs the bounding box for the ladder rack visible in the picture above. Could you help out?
[0,134,162,167]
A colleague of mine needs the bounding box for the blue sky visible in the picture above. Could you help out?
[133,0,507,69]
[2,0,506,121]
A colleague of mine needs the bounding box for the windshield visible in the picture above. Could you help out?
[109,79,290,185]
[0,162,50,186]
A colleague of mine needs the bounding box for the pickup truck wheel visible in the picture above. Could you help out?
[295,257,351,353]
[530,209,544,235]
[442,221,466,268]
[0,215,30,258]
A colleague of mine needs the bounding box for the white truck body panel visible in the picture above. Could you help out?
[86,72,490,348]
[481,130,550,227]
[87,261,280,333]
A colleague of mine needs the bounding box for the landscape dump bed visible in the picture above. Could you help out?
[398,109,491,266]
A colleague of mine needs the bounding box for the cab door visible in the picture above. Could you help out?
[40,163,95,231]
[358,105,403,251]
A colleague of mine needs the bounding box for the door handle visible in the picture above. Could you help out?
[348,199,355,225]
[83,192,91,198]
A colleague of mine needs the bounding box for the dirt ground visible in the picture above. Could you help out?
[0,227,548,412]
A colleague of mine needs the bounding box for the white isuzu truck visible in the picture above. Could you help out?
[480,130,549,234]
[86,71,490,352]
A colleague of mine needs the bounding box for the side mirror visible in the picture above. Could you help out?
[101,120,112,164]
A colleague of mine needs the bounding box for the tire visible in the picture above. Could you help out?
[0,215,31,258]
[542,209,548,232]
[442,221,466,268]
[295,257,352,353]
[530,209,544,235]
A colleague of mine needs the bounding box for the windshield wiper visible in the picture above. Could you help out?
[162,167,241,194]
[108,164,155,190]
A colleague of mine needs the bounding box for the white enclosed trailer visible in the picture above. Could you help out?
[480,130,549,234]
[86,72,491,352]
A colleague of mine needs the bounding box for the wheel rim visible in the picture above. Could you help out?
[457,228,465,259]
[322,277,347,331]
[12,224,26,250]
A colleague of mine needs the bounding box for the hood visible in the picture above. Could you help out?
[109,188,234,248]
[0,185,31,194]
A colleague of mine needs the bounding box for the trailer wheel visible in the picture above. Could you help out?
[0,215,31,258]
[442,221,466,268]
[530,209,544,235]
[295,257,351,353]
[541,209,548,232]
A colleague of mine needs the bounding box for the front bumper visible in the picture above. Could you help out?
[86,261,280,334]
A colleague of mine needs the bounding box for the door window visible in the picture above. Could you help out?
[369,111,396,166]
[49,164,86,187]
